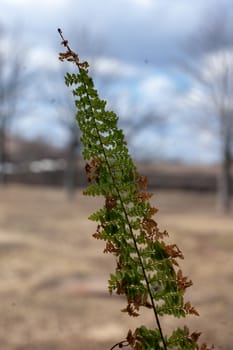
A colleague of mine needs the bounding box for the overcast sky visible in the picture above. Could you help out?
[1,0,233,163]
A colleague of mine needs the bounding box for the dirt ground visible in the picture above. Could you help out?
[0,185,232,350]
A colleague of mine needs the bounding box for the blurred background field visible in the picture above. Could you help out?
[0,183,232,350]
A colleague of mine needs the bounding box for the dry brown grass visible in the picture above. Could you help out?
[0,185,232,350]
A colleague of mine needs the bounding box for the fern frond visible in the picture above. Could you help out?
[58,28,213,350]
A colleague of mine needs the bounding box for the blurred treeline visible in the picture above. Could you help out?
[1,134,231,196]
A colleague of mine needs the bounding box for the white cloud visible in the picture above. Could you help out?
[178,84,211,113]
[138,75,177,112]
[140,75,175,97]
[28,47,60,71]
[93,57,139,78]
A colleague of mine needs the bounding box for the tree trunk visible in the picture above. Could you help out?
[0,128,7,185]
[217,133,232,213]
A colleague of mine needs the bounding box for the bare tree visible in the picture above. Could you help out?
[203,51,233,212]
[182,8,233,213]
[0,24,26,184]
